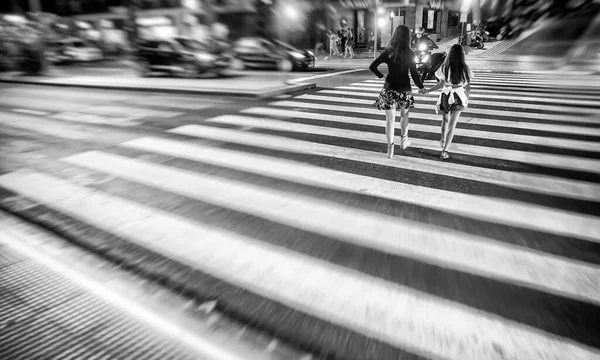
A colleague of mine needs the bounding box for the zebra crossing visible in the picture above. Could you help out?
[1,72,600,360]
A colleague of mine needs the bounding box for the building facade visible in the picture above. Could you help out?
[332,0,472,50]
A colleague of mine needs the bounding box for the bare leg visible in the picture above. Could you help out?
[440,113,449,148]
[442,110,462,153]
[385,108,396,158]
[400,107,411,149]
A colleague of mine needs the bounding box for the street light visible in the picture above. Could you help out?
[284,5,298,20]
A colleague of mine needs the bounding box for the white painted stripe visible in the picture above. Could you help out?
[168,124,600,202]
[123,138,600,292]
[50,112,141,127]
[241,107,600,152]
[125,134,600,270]
[4,170,599,360]
[0,112,92,140]
[335,86,600,102]
[207,115,600,175]
[12,108,50,116]
[365,76,600,88]
[67,149,600,304]
[245,106,600,138]
[298,94,600,116]
[0,217,249,360]
[319,89,600,111]
[364,77,595,88]
[351,82,600,96]
[272,99,600,126]
[289,69,363,83]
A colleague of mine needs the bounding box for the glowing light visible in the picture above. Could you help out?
[284,5,298,20]
[461,0,472,12]
[378,18,386,28]
[377,7,385,15]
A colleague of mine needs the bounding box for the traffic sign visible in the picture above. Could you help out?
[460,12,467,22]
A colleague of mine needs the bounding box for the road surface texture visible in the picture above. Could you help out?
[0,213,309,360]
[0,70,599,360]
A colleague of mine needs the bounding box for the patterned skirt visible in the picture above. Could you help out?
[373,89,415,111]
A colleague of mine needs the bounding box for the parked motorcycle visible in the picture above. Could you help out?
[460,33,485,49]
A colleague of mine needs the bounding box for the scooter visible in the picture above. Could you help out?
[460,33,485,49]
[414,41,440,82]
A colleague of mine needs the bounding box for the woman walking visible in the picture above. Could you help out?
[344,28,355,58]
[422,44,474,160]
[370,25,425,159]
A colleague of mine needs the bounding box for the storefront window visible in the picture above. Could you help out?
[448,11,460,27]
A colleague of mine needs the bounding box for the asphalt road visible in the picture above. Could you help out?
[1,71,600,360]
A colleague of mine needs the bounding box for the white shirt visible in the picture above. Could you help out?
[434,66,474,113]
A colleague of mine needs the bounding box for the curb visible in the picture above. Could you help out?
[0,77,317,99]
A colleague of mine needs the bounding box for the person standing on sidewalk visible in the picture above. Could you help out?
[338,29,346,55]
[325,29,340,59]
[370,25,425,159]
[344,28,355,58]
[314,29,327,59]
[422,44,474,160]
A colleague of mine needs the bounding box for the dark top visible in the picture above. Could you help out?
[369,48,424,92]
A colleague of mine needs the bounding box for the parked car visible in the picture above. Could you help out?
[231,37,315,71]
[47,37,103,64]
[136,37,231,78]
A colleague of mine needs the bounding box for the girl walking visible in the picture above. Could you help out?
[370,25,425,159]
[326,29,340,59]
[422,44,474,160]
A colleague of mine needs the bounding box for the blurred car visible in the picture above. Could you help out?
[47,37,103,64]
[231,37,315,71]
[136,37,231,78]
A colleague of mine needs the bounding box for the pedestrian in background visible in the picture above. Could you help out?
[338,29,346,55]
[325,29,339,59]
[422,44,474,160]
[344,28,355,58]
[370,25,425,159]
[314,29,327,59]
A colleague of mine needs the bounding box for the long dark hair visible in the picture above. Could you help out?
[387,25,411,62]
[442,44,471,85]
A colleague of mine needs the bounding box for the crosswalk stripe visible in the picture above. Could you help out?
[366,76,600,89]
[336,85,600,102]
[297,94,600,116]
[167,123,600,202]
[351,82,600,96]
[270,100,600,126]
[122,136,600,270]
[0,112,93,140]
[2,169,598,360]
[318,90,600,114]
[241,107,600,152]
[207,114,600,175]
[364,75,598,88]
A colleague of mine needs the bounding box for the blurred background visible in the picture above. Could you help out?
[0,0,598,75]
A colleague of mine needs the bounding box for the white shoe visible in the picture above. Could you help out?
[401,137,412,150]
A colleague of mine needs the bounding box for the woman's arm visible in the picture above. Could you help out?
[408,60,425,89]
[425,79,446,94]
[465,83,471,98]
[369,50,387,79]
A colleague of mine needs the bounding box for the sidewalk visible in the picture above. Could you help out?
[314,37,585,73]
[0,68,316,99]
